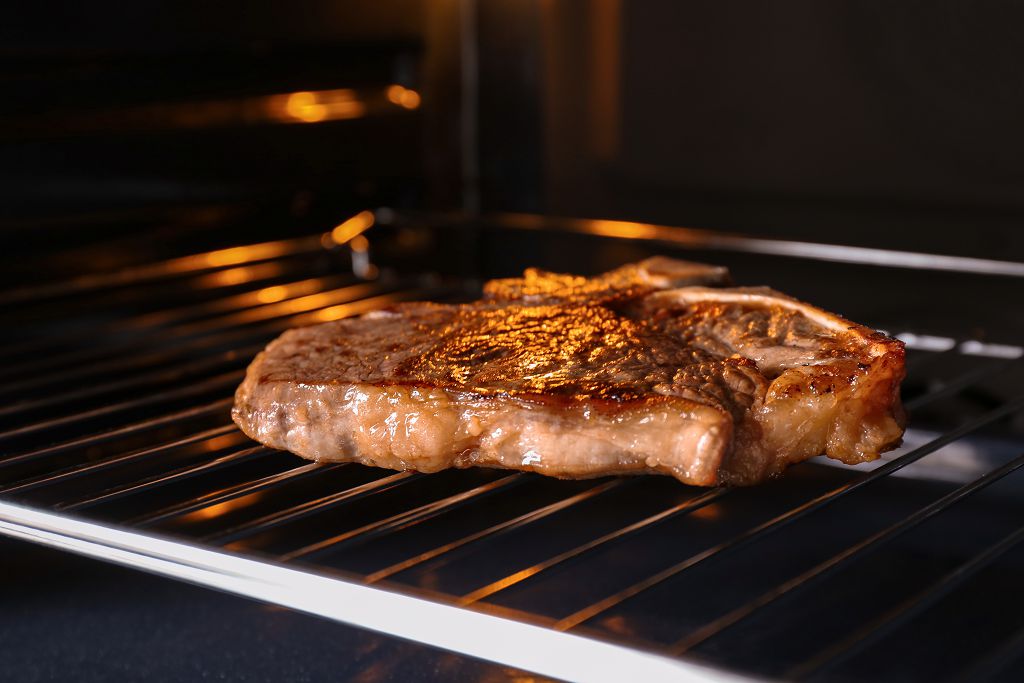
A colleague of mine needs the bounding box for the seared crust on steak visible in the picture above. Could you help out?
[233,259,905,486]
[483,256,730,305]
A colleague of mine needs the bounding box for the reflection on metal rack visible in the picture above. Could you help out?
[3,85,422,141]
[477,211,1024,278]
[2,212,1023,682]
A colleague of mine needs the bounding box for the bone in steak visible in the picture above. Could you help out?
[232,258,905,486]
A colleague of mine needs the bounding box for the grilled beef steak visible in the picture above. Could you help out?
[233,258,905,486]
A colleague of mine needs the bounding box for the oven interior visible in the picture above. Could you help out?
[4,2,1024,681]
[2,210,1023,682]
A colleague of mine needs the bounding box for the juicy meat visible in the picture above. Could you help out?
[233,258,905,486]
[482,256,730,305]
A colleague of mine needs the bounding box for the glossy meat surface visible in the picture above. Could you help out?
[233,259,905,486]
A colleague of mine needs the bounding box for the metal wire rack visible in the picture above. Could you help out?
[2,211,1023,682]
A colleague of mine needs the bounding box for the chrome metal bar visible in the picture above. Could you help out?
[672,452,1024,653]
[383,209,1024,277]
[279,474,528,561]
[476,212,1024,277]
[459,488,729,606]
[788,523,1024,679]
[552,395,1024,631]
[58,445,272,511]
[0,500,732,683]
[364,479,628,584]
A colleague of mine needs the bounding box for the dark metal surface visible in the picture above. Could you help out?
[2,211,1024,681]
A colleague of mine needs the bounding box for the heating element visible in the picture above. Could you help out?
[2,211,1023,682]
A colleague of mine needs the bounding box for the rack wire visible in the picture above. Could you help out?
[2,212,1023,682]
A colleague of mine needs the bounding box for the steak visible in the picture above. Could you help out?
[232,258,905,486]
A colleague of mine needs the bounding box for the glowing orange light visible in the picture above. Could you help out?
[386,84,404,104]
[386,84,421,110]
[185,493,264,521]
[203,433,246,452]
[276,292,340,316]
[587,220,659,240]
[194,266,260,288]
[255,285,289,303]
[330,210,375,244]
[400,90,421,109]
[285,91,327,122]
[203,243,289,268]
[274,89,365,124]
[228,291,338,325]
[690,504,722,521]
[350,235,369,253]
[206,246,255,267]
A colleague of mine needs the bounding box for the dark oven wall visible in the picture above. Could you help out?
[476,1,1024,259]
[0,1,435,287]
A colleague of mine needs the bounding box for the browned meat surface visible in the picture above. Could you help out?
[233,258,905,486]
[482,256,730,304]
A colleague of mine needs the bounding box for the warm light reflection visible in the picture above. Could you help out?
[150,237,320,279]
[587,220,660,240]
[350,235,369,253]
[598,616,636,637]
[229,284,376,325]
[255,285,289,303]
[184,493,264,521]
[285,91,326,122]
[192,263,282,288]
[299,292,398,324]
[386,84,421,110]
[275,89,366,123]
[203,433,247,452]
[460,568,539,605]
[690,504,722,521]
[203,243,291,268]
[329,210,375,244]
[46,84,420,135]
[498,213,712,249]
[268,291,344,317]
[249,279,323,306]
[309,303,357,323]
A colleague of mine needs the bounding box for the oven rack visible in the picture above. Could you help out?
[2,212,1023,682]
